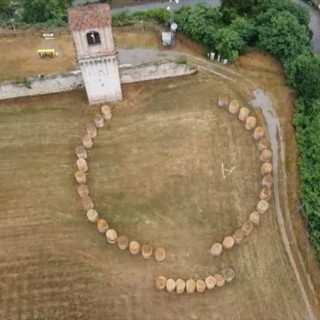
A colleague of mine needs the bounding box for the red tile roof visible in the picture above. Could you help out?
[68,3,111,31]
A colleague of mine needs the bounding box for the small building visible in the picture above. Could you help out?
[161,32,173,46]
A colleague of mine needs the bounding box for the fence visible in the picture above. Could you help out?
[0,29,71,38]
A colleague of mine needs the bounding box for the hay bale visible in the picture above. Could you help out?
[186,279,196,294]
[106,229,118,244]
[154,247,166,262]
[93,114,104,128]
[76,158,88,172]
[260,149,272,162]
[257,200,269,214]
[82,196,94,211]
[196,279,206,293]
[257,137,269,151]
[249,211,260,225]
[210,243,223,256]
[75,146,87,159]
[166,278,176,293]
[261,163,272,176]
[205,276,216,290]
[129,241,140,255]
[156,276,167,290]
[117,235,129,250]
[245,116,257,130]
[233,228,245,244]
[253,127,265,140]
[141,244,153,259]
[242,221,254,236]
[75,171,86,184]
[223,268,235,282]
[81,135,93,149]
[218,95,229,107]
[262,174,273,188]
[228,100,240,114]
[214,273,225,287]
[222,236,235,249]
[238,107,249,121]
[77,184,89,198]
[86,209,99,223]
[176,279,186,294]
[101,105,112,120]
[260,187,272,201]
[97,219,109,233]
[87,123,97,138]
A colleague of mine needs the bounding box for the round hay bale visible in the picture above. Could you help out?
[214,273,225,287]
[260,149,272,162]
[196,279,206,293]
[106,229,118,244]
[75,146,87,159]
[260,187,272,201]
[93,114,104,129]
[101,105,112,120]
[186,279,196,294]
[154,247,166,262]
[253,127,265,140]
[228,100,240,114]
[257,200,269,214]
[176,279,186,294]
[141,244,153,259]
[156,276,167,290]
[205,276,216,290]
[81,135,93,149]
[77,184,89,198]
[75,171,86,184]
[242,221,254,236]
[166,278,176,293]
[233,228,245,244]
[86,209,99,223]
[218,95,229,107]
[117,235,129,250]
[262,174,273,188]
[210,243,223,256]
[97,219,109,233]
[82,196,93,211]
[76,158,88,172]
[261,163,272,176]
[238,107,249,121]
[245,116,257,130]
[249,211,260,225]
[129,241,140,255]
[223,268,235,282]
[87,123,97,138]
[257,137,269,151]
[222,236,235,250]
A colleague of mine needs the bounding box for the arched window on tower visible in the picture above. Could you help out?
[86,31,101,46]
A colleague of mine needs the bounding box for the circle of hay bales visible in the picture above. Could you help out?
[245,116,257,130]
[262,174,273,188]
[166,278,176,293]
[223,268,235,282]
[75,171,86,184]
[76,158,88,172]
[81,135,93,149]
[214,273,225,287]
[257,200,269,214]
[129,241,140,255]
[238,107,249,121]
[260,187,272,201]
[205,276,216,290]
[228,100,240,114]
[196,279,206,293]
[176,279,186,294]
[117,235,129,250]
[261,163,272,176]
[106,229,118,244]
[186,279,196,294]
[94,114,104,129]
[87,123,97,138]
[142,244,153,259]
[253,127,265,140]
[257,137,269,151]
[249,211,260,225]
[75,146,87,159]
[233,228,245,244]
[77,184,89,198]
[218,95,229,107]
[97,219,109,233]
[222,236,235,249]
[156,276,167,290]
[242,221,254,236]
[82,196,94,211]
[86,209,99,223]
[260,149,272,162]
[210,243,223,256]
[154,247,166,262]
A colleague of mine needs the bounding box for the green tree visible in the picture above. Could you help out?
[0,0,10,12]
[221,0,259,15]
[229,16,255,43]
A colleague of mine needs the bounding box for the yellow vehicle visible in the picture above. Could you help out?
[37,49,55,58]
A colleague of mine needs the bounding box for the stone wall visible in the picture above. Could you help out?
[0,62,196,101]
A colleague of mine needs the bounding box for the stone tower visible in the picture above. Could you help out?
[68,3,122,104]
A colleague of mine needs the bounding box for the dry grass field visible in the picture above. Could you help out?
[0,69,315,319]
